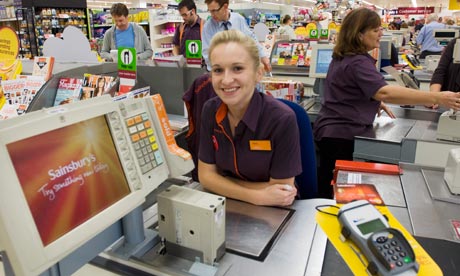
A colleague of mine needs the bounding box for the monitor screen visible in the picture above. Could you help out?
[433,29,458,38]
[308,44,334,78]
[7,115,131,246]
[379,36,392,60]
[0,95,192,275]
[0,97,146,275]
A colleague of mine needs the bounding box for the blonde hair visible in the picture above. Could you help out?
[209,29,261,70]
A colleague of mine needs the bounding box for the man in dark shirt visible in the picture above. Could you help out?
[414,18,425,32]
[172,0,203,56]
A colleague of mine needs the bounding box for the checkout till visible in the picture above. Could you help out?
[1,38,460,276]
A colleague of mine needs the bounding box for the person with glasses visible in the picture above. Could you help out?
[100,3,153,61]
[202,0,272,73]
[172,0,203,56]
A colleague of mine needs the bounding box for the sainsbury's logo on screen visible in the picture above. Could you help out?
[38,153,111,201]
[6,115,131,246]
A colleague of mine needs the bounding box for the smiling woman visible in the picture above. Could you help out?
[197,29,302,207]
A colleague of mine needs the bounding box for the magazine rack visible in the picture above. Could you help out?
[28,63,206,116]
[270,39,315,76]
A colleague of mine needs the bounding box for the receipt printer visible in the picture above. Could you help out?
[157,185,226,265]
[437,110,460,142]
[444,148,460,195]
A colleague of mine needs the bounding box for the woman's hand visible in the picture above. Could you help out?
[437,91,460,111]
[255,184,297,207]
[378,102,396,119]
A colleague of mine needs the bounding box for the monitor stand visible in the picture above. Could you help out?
[1,206,158,276]
[108,206,159,260]
[1,251,14,276]
[313,78,326,99]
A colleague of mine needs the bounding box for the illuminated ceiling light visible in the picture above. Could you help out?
[360,0,384,10]
[411,0,417,7]
[261,1,284,5]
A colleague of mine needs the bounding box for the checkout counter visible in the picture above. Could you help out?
[2,45,460,275]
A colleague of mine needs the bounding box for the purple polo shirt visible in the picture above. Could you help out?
[314,53,387,141]
[199,91,302,182]
[173,17,203,56]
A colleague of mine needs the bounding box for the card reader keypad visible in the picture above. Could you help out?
[125,113,163,174]
[371,231,414,271]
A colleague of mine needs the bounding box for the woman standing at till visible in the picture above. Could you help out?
[313,8,460,198]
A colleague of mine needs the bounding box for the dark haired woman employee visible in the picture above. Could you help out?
[314,8,460,198]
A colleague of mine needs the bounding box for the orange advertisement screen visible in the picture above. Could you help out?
[6,116,131,246]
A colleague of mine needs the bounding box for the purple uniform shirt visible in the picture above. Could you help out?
[172,17,203,56]
[199,91,302,182]
[314,53,387,141]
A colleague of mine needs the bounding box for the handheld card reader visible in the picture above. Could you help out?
[338,200,419,276]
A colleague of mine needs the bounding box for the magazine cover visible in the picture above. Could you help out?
[53,77,83,106]
[2,79,26,106]
[291,43,309,66]
[271,43,293,65]
[80,86,94,100]
[23,76,45,104]
[84,74,115,97]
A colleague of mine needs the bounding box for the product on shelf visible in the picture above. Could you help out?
[32,56,55,81]
[34,7,89,55]
[149,7,182,57]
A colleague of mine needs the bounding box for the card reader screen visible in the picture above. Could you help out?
[357,219,386,235]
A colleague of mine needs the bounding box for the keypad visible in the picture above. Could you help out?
[125,113,163,174]
[372,232,413,270]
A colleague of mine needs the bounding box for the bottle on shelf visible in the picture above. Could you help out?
[149,6,182,58]
[34,7,89,55]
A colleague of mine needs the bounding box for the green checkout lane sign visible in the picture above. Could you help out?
[309,29,318,39]
[185,40,202,59]
[117,47,137,72]
[117,47,137,80]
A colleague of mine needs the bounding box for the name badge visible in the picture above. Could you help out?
[249,140,272,151]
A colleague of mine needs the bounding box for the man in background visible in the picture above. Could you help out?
[172,0,203,56]
[201,0,271,72]
[416,13,445,59]
[100,3,153,61]
[414,18,425,32]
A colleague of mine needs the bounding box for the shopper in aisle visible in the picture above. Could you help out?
[202,0,272,73]
[172,0,203,56]
[100,3,153,61]
[198,29,300,206]
[427,38,460,109]
[416,13,445,59]
[276,14,296,40]
[313,8,460,199]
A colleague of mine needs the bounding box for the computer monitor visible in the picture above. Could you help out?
[308,44,334,78]
[384,30,405,48]
[433,29,459,46]
[379,36,393,68]
[0,96,181,275]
